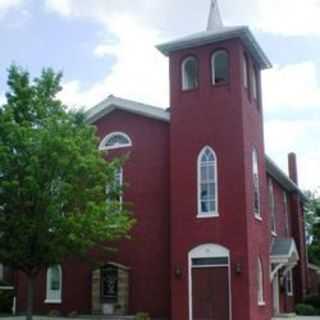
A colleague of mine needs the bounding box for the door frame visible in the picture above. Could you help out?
[188,244,232,320]
[272,272,280,315]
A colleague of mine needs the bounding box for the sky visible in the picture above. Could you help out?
[0,0,319,191]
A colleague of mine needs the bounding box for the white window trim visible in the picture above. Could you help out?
[251,66,258,100]
[182,56,198,91]
[99,132,132,151]
[117,167,124,206]
[269,180,277,235]
[252,148,261,220]
[257,258,265,306]
[243,54,249,88]
[211,50,229,85]
[286,269,294,296]
[45,265,62,304]
[188,244,232,320]
[197,146,219,218]
[0,263,3,281]
[284,192,290,236]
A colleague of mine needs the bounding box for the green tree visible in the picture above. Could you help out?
[0,65,134,320]
[305,189,320,265]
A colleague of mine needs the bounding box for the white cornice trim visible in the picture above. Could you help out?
[86,95,170,124]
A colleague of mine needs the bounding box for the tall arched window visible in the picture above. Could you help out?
[257,258,265,305]
[99,132,132,151]
[284,192,289,236]
[286,269,294,296]
[251,65,258,100]
[243,54,249,88]
[198,146,218,217]
[106,167,123,205]
[252,148,261,218]
[182,56,199,90]
[269,180,276,235]
[212,50,229,85]
[45,265,62,303]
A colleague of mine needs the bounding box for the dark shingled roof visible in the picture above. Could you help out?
[271,239,294,257]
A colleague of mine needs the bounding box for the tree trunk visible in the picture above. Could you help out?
[26,275,35,320]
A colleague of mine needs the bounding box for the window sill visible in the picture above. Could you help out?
[44,299,62,304]
[258,301,266,307]
[197,213,219,219]
[255,215,263,222]
[211,82,229,88]
[182,88,199,93]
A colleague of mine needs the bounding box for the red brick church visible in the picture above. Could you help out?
[15,1,308,319]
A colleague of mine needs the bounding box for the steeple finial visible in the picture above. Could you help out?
[207,0,223,31]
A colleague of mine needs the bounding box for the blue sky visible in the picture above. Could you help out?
[0,0,319,191]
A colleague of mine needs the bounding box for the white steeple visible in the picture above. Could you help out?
[207,0,223,31]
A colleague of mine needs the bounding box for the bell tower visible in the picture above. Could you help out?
[158,1,272,320]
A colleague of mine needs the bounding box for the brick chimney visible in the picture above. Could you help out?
[288,152,298,185]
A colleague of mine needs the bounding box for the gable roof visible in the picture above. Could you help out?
[86,95,306,200]
[266,156,307,201]
[86,95,170,124]
[157,26,272,70]
[271,238,299,264]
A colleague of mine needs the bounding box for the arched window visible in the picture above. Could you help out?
[243,54,249,88]
[198,146,218,217]
[284,192,290,236]
[251,65,258,100]
[286,269,294,296]
[252,148,261,218]
[269,180,276,235]
[106,167,123,205]
[212,50,229,85]
[257,258,265,305]
[0,264,3,280]
[182,56,199,90]
[99,132,132,151]
[45,265,62,303]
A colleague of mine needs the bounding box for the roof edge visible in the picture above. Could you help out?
[85,95,170,124]
[265,155,307,201]
[157,27,272,69]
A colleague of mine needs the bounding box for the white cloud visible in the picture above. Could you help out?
[51,2,320,190]
[0,0,23,18]
[44,0,72,16]
[262,62,320,113]
[222,0,320,35]
[264,120,320,191]
[44,0,320,36]
[0,93,5,106]
[262,62,320,191]
[58,15,169,108]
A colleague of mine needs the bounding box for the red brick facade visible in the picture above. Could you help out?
[15,15,308,320]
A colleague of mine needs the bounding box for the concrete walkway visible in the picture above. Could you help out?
[1,316,320,320]
[273,317,320,320]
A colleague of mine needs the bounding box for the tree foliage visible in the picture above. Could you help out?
[0,65,134,318]
[305,189,320,266]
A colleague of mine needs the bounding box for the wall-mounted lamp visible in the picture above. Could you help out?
[235,263,241,274]
[175,266,182,278]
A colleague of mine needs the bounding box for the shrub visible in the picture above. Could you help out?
[135,312,151,320]
[48,309,61,317]
[304,295,320,309]
[0,289,14,313]
[68,311,78,318]
[295,303,316,315]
